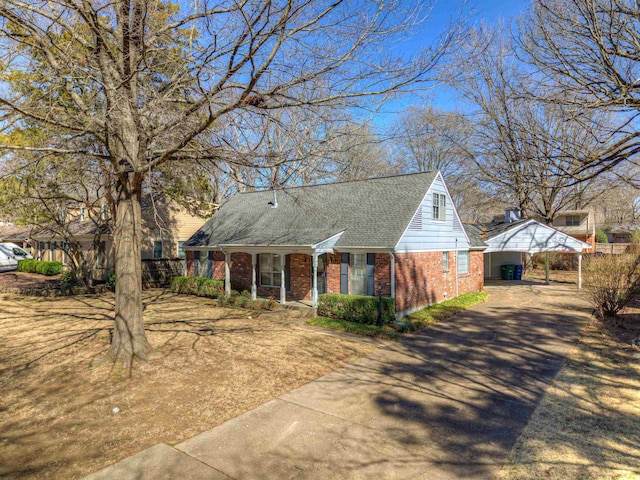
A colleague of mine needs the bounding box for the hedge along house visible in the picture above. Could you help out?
[182,171,485,318]
[465,210,592,288]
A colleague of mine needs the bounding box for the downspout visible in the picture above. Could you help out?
[388,252,395,299]
[455,238,459,298]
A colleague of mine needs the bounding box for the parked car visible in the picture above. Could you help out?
[0,243,19,272]
[1,242,33,260]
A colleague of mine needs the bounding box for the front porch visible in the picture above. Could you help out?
[185,248,395,308]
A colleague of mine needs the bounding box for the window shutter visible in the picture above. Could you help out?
[194,251,200,276]
[285,255,291,291]
[340,253,349,294]
[366,253,375,296]
[207,251,214,279]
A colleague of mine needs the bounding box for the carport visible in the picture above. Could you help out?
[467,219,592,289]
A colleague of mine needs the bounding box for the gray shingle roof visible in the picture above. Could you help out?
[184,172,438,249]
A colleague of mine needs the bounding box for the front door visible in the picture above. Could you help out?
[317,254,327,294]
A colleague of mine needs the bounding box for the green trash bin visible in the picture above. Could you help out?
[501,264,515,280]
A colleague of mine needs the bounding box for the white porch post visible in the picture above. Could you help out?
[545,251,550,285]
[312,253,319,308]
[578,252,583,290]
[389,252,395,298]
[280,254,286,304]
[251,253,257,300]
[224,251,231,296]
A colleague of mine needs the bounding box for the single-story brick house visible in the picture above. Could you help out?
[182,171,485,318]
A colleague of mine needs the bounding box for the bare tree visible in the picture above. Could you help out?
[445,26,618,223]
[389,105,498,221]
[520,0,640,181]
[0,1,460,364]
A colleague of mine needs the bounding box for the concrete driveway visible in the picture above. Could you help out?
[88,283,591,480]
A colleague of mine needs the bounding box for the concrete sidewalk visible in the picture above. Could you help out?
[87,284,590,480]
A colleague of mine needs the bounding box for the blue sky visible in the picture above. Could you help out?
[374,0,531,125]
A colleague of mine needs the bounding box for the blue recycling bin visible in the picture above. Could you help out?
[514,264,523,280]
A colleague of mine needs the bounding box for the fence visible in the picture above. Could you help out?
[595,243,632,255]
[142,258,185,288]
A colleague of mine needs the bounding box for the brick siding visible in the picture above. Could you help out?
[394,250,484,314]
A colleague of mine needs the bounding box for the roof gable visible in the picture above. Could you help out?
[483,220,591,253]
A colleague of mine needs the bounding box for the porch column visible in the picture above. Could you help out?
[312,253,318,308]
[578,252,582,290]
[545,251,550,285]
[251,253,257,300]
[389,253,395,298]
[280,254,286,304]
[224,251,231,296]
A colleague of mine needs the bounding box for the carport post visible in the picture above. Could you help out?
[545,252,550,285]
[578,253,582,290]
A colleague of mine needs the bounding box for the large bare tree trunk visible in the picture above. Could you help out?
[110,173,150,363]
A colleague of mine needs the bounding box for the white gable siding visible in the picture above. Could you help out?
[396,173,470,252]
[485,221,589,253]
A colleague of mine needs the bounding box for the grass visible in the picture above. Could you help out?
[307,292,490,338]
[306,317,400,339]
[497,317,640,480]
[0,290,376,479]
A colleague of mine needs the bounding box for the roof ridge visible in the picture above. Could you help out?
[237,171,437,195]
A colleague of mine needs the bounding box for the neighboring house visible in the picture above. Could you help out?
[608,223,639,243]
[28,195,205,279]
[466,209,592,285]
[0,222,33,249]
[182,171,485,318]
[533,210,595,250]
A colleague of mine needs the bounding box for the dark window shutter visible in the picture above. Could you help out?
[366,253,375,296]
[285,255,291,291]
[194,251,200,276]
[340,253,349,294]
[207,251,214,278]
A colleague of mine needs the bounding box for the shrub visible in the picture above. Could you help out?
[59,271,79,288]
[170,276,224,298]
[17,259,63,276]
[318,293,395,325]
[595,229,608,243]
[583,253,640,318]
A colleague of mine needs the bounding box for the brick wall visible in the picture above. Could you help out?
[288,253,311,300]
[186,250,194,276]
[229,252,252,291]
[374,253,392,297]
[326,253,342,294]
[394,250,484,314]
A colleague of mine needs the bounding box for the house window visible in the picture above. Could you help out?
[259,253,282,287]
[193,251,200,276]
[80,207,86,221]
[38,242,44,260]
[101,204,108,220]
[177,242,186,259]
[153,241,163,259]
[433,193,446,221]
[49,242,55,261]
[350,253,367,296]
[442,251,449,271]
[565,215,580,226]
[457,251,469,275]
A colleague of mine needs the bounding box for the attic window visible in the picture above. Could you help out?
[408,207,423,231]
[433,193,446,221]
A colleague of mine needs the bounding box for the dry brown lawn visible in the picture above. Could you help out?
[497,315,640,480]
[0,290,376,479]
